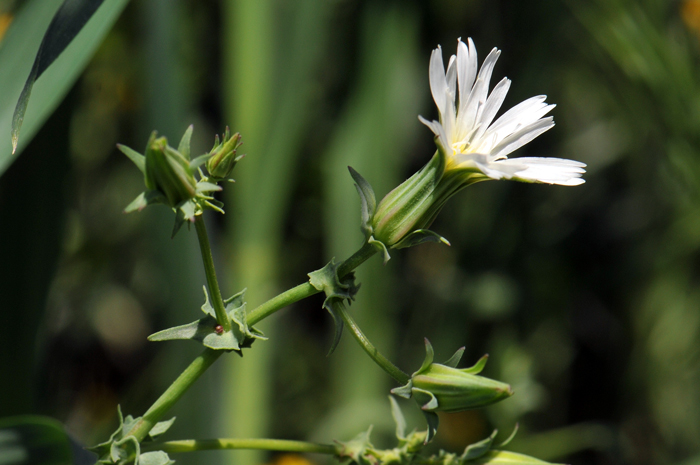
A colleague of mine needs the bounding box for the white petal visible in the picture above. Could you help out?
[489,157,586,185]
[419,116,451,154]
[473,77,511,142]
[429,46,448,119]
[489,117,555,159]
[446,55,457,103]
[459,47,501,133]
[457,38,478,107]
[487,96,554,141]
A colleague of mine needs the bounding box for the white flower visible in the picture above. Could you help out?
[419,38,585,186]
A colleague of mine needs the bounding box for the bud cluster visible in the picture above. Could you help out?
[118,125,244,236]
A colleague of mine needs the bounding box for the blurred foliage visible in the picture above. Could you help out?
[2,1,700,465]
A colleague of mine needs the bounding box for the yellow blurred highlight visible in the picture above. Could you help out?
[0,13,13,43]
[266,454,316,465]
[681,0,700,36]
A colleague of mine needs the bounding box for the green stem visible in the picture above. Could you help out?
[126,349,223,442]
[335,304,409,385]
[143,438,339,455]
[195,216,231,332]
[121,243,377,446]
[247,242,377,325]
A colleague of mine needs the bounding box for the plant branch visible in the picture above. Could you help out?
[336,303,409,385]
[195,216,231,332]
[143,438,339,455]
[126,349,222,442]
[247,242,377,325]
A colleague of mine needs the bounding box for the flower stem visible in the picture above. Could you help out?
[246,242,377,325]
[194,216,231,332]
[143,438,339,455]
[335,303,409,385]
[126,349,222,442]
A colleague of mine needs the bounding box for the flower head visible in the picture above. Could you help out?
[419,38,585,185]
[351,39,586,260]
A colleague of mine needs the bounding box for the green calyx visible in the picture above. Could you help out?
[147,287,266,352]
[308,258,360,355]
[348,154,455,264]
[119,125,231,237]
[206,127,244,181]
[89,406,175,465]
[391,339,513,442]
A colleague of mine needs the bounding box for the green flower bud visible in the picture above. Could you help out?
[206,128,243,180]
[144,132,197,207]
[392,339,513,413]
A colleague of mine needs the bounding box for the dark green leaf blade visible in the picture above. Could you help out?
[11,0,106,154]
[1,0,130,172]
[0,415,97,465]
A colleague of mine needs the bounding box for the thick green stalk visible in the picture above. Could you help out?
[143,438,339,455]
[126,349,223,442]
[194,216,231,332]
[246,242,377,325]
[335,304,409,385]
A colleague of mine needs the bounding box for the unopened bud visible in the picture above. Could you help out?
[144,133,197,207]
[392,339,513,413]
[206,128,243,180]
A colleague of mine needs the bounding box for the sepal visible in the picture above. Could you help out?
[308,258,361,355]
[178,124,193,159]
[422,410,439,444]
[124,191,166,214]
[117,144,146,175]
[393,229,450,250]
[348,166,377,240]
[369,236,391,263]
[461,430,498,461]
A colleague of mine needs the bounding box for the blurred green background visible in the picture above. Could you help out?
[2,0,700,464]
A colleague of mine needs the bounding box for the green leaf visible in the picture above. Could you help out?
[0,416,96,465]
[148,313,242,350]
[148,287,264,351]
[139,451,175,465]
[1,0,131,170]
[308,258,361,355]
[148,418,176,441]
[389,396,407,441]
